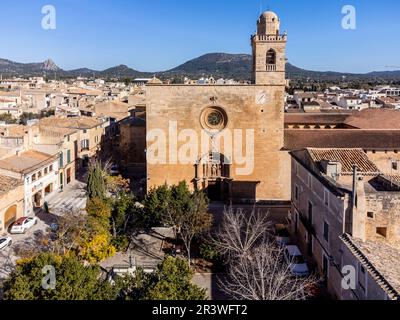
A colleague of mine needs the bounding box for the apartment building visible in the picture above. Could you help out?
[30,124,79,190]
[0,150,59,216]
[290,148,400,300]
[38,116,107,169]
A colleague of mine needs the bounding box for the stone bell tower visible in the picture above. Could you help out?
[251,11,287,85]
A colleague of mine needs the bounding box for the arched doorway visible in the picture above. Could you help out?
[4,205,17,230]
[195,152,232,202]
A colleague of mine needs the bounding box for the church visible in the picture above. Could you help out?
[146,11,291,203]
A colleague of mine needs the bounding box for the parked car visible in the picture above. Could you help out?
[274,224,290,246]
[0,237,12,250]
[10,217,38,234]
[284,245,310,277]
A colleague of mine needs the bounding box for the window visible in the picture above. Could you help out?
[324,189,329,206]
[32,173,37,182]
[44,167,48,175]
[266,49,276,65]
[308,201,313,223]
[295,185,299,201]
[83,129,87,134]
[376,227,387,238]
[49,165,53,172]
[392,161,398,171]
[323,221,329,243]
[37,171,42,179]
[367,212,374,219]
[81,139,89,150]
[59,152,64,168]
[308,174,312,189]
[67,150,71,163]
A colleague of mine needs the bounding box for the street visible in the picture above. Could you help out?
[0,181,88,280]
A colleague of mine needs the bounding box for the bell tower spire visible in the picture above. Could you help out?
[251,11,287,85]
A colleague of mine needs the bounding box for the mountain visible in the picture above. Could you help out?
[1,54,400,81]
[67,68,99,77]
[98,65,152,78]
[161,53,400,81]
[0,58,61,76]
[162,53,252,80]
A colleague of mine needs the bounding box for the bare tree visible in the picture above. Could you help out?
[220,245,317,300]
[49,210,88,255]
[212,206,272,261]
[212,206,318,300]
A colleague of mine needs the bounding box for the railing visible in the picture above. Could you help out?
[252,34,287,41]
[266,64,277,71]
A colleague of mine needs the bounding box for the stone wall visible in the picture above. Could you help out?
[0,184,24,234]
[146,84,289,201]
[365,192,400,247]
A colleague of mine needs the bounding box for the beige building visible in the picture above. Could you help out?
[30,124,79,190]
[0,175,24,234]
[290,148,400,300]
[38,116,106,169]
[0,150,59,216]
[146,11,290,202]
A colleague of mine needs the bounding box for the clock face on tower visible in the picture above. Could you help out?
[256,91,270,105]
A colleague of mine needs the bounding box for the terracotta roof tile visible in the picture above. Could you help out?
[284,129,400,150]
[307,148,379,173]
[0,175,23,196]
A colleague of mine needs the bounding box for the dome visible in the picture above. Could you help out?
[260,11,279,21]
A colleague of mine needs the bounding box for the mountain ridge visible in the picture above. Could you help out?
[1,54,400,81]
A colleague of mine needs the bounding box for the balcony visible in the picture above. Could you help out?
[266,64,277,71]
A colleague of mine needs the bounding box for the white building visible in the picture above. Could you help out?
[0,150,59,216]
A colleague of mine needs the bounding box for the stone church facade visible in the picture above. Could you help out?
[146,11,291,202]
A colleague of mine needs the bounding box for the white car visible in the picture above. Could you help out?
[0,237,12,250]
[284,245,310,277]
[10,217,38,234]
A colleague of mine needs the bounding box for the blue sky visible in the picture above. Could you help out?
[0,0,399,73]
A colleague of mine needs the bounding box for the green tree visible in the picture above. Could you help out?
[180,190,212,264]
[86,197,112,230]
[111,192,135,237]
[2,253,118,300]
[119,256,206,300]
[0,113,17,124]
[142,184,171,228]
[19,112,40,125]
[162,181,193,242]
[145,256,206,300]
[82,197,116,263]
[87,160,107,199]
